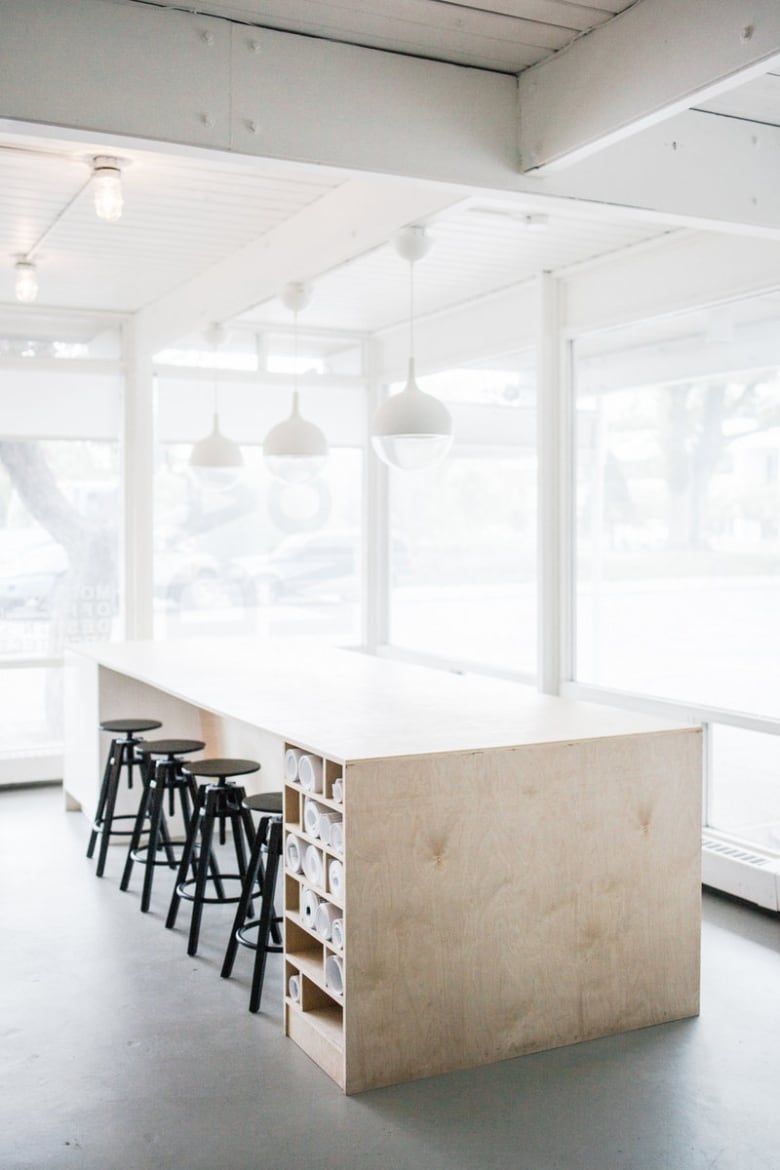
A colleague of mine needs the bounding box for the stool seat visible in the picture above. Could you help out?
[120,738,206,913]
[87,717,163,877]
[138,738,206,758]
[167,757,261,955]
[183,758,261,780]
[244,791,283,816]
[100,718,162,735]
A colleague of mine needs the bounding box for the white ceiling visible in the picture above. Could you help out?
[2,3,780,350]
[111,0,636,74]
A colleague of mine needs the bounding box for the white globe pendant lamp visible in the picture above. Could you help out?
[371,226,453,471]
[263,282,328,484]
[189,413,244,468]
[189,323,244,470]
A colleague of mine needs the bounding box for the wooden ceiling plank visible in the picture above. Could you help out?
[437,0,614,34]
[193,0,575,54]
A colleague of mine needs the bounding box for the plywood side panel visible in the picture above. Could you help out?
[343,729,701,1093]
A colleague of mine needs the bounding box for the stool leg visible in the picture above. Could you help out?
[141,767,167,913]
[166,786,206,931]
[249,819,283,1013]
[179,779,200,879]
[187,793,217,956]
[95,740,126,877]
[221,816,269,980]
[119,776,152,892]
[157,808,177,869]
[86,737,118,860]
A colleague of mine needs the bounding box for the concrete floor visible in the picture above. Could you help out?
[1,785,779,1170]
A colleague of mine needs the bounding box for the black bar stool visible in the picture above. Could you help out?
[221,792,284,1013]
[165,758,260,956]
[119,738,206,912]
[86,718,163,877]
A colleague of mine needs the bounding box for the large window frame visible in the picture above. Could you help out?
[559,289,780,908]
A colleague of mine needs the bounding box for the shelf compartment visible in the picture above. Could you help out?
[287,908,333,962]
[286,1003,345,1088]
[325,759,344,804]
[284,784,342,814]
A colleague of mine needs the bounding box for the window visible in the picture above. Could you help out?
[709,725,780,852]
[388,355,536,675]
[154,363,365,646]
[574,298,780,715]
[0,438,120,752]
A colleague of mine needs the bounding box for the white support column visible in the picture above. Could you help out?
[536,272,566,696]
[121,319,155,640]
[361,340,389,653]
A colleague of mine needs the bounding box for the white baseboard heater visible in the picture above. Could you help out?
[702,833,780,912]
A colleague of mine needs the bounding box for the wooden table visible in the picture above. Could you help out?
[64,637,702,1094]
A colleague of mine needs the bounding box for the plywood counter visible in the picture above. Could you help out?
[64,637,702,1094]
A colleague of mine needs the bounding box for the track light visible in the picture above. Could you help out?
[14,259,38,304]
[91,156,124,221]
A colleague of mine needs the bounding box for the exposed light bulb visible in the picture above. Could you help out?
[92,156,123,221]
[14,259,38,304]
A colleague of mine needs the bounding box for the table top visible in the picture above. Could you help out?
[70,637,696,763]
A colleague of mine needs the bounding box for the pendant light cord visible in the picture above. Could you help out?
[293,307,299,393]
[23,174,92,260]
[408,257,415,361]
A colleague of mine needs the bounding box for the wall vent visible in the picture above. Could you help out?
[701,834,780,912]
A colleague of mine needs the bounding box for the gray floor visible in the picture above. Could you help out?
[1,786,779,1170]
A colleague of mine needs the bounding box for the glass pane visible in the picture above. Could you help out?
[574,295,780,714]
[0,440,120,662]
[153,443,363,645]
[709,725,780,853]
[389,452,536,672]
[0,666,62,753]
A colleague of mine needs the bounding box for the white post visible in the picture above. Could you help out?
[362,339,389,652]
[537,272,566,695]
[121,318,155,639]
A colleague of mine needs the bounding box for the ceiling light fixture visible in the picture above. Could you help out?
[91,155,124,221]
[8,150,130,303]
[14,258,38,304]
[370,226,453,471]
[263,282,328,484]
[189,323,245,470]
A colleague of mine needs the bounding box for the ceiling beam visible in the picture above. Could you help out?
[530,109,780,237]
[134,175,463,353]
[518,0,780,172]
[0,0,518,190]
[6,0,780,241]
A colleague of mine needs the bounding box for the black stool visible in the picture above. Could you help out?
[221,792,284,1013]
[165,758,260,956]
[119,738,206,912]
[86,718,163,877]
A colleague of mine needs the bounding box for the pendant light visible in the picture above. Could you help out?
[91,155,124,222]
[189,323,244,470]
[14,258,38,304]
[263,282,328,484]
[371,226,453,471]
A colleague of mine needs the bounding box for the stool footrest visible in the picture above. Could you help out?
[176,874,255,906]
[236,919,283,954]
